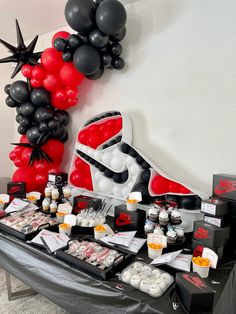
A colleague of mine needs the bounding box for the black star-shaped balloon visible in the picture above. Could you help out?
[0,19,42,78]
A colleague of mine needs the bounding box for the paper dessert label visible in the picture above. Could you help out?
[168,253,192,272]
[201,202,216,215]
[41,232,69,253]
[202,247,218,268]
[108,230,136,247]
[5,198,29,214]
[101,235,146,254]
[151,249,182,265]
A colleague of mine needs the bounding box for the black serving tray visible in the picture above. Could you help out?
[55,236,134,280]
[0,219,59,241]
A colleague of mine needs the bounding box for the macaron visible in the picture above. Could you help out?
[149,284,162,297]
[133,262,143,272]
[130,274,141,289]
[122,270,132,283]
[140,278,152,293]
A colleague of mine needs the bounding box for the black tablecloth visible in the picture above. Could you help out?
[0,232,235,314]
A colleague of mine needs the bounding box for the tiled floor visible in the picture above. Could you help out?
[0,268,66,314]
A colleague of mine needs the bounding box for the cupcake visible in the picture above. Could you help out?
[42,198,50,211]
[50,200,58,213]
[171,209,181,224]
[154,225,164,235]
[175,227,184,241]
[166,230,177,244]
[144,220,155,235]
[44,186,52,197]
[159,210,169,226]
[63,186,71,198]
[51,188,59,200]
[148,207,159,222]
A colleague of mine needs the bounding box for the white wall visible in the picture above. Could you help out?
[0,46,15,177]
[12,0,236,196]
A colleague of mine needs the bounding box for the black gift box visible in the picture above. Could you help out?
[201,198,228,217]
[175,272,215,312]
[73,195,102,214]
[204,215,229,228]
[7,182,26,199]
[192,238,224,259]
[114,204,146,235]
[213,174,236,201]
[193,220,230,248]
[48,172,68,191]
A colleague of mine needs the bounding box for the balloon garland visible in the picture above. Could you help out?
[0,0,127,192]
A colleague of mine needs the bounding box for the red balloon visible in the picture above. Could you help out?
[13,146,24,156]
[30,78,42,88]
[180,186,191,194]
[48,166,61,174]
[43,140,64,163]
[70,170,84,187]
[75,157,84,169]
[78,130,87,145]
[150,174,169,195]
[9,151,16,161]
[66,98,78,108]
[55,89,67,102]
[20,135,29,144]
[21,148,32,165]
[84,176,93,191]
[60,63,84,86]
[35,174,48,185]
[52,31,70,46]
[43,74,62,92]
[41,48,64,72]
[12,167,37,192]
[21,64,33,78]
[87,132,102,149]
[34,161,50,174]
[66,86,78,99]
[32,67,46,81]
[14,158,24,167]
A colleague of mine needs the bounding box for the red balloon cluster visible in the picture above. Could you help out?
[21,31,84,110]
[9,135,64,192]
[150,174,191,195]
[70,156,93,191]
[78,117,122,149]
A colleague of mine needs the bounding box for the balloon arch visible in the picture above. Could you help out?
[0,0,127,192]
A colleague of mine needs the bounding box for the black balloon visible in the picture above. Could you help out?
[16,107,21,114]
[180,196,196,209]
[96,0,127,35]
[140,170,151,183]
[5,96,18,108]
[53,127,67,141]
[20,102,35,116]
[54,110,70,126]
[10,81,30,103]
[39,122,49,133]
[63,51,72,62]
[4,84,11,95]
[120,143,130,154]
[16,113,23,123]
[19,116,31,128]
[104,169,113,178]
[110,43,122,56]
[78,34,89,43]
[35,107,54,123]
[73,45,101,75]
[112,57,125,70]
[48,120,60,130]
[102,53,112,67]
[30,88,51,107]
[60,131,68,143]
[89,29,109,48]
[54,38,67,52]
[26,126,41,144]
[18,125,27,135]
[86,67,104,80]
[65,0,96,34]
[110,27,126,42]
[113,173,122,183]
[68,34,81,49]
[129,148,138,157]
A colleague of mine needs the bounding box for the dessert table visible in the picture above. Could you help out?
[0,232,235,314]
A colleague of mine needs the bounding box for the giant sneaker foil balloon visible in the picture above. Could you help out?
[69,111,206,205]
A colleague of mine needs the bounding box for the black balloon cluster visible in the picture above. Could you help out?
[5,81,69,144]
[58,0,127,80]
